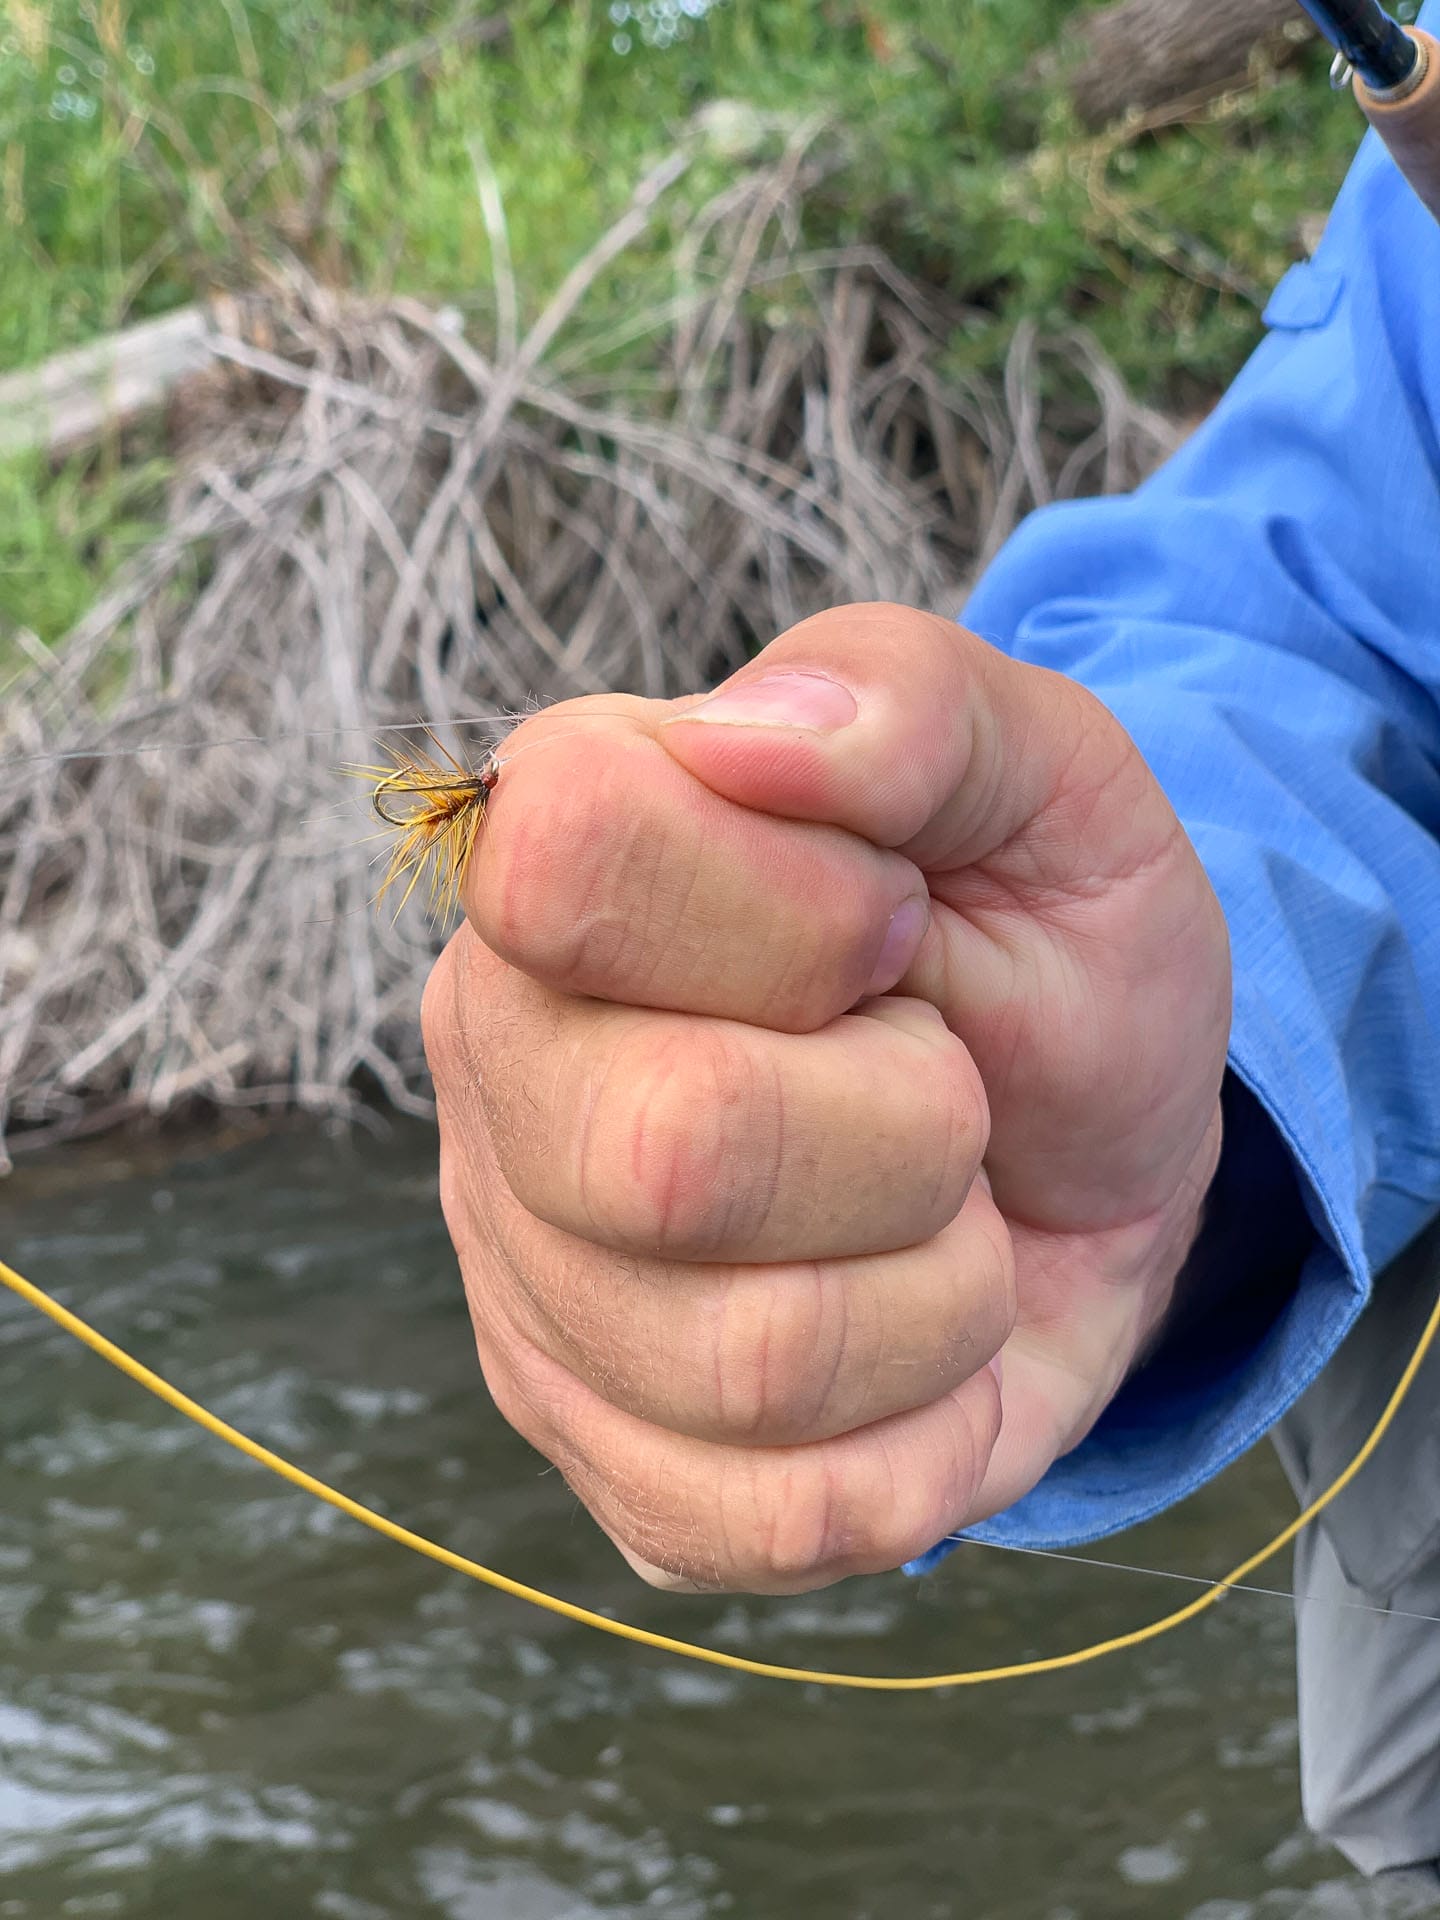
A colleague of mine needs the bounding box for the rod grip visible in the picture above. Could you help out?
[1355,28,1440,223]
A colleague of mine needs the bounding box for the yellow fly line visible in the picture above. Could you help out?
[3,1250,1437,1692]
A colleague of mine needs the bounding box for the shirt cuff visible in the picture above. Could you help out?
[906,1051,1362,1569]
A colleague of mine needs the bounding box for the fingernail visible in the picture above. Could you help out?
[986,1351,1005,1391]
[673,670,858,733]
[863,896,929,998]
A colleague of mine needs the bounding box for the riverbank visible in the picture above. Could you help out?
[0,137,1191,1164]
[2,1,1362,650]
[0,2,1372,1158]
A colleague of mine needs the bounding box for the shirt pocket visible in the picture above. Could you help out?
[1262,261,1346,332]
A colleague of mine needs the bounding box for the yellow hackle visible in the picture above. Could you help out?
[348,730,501,922]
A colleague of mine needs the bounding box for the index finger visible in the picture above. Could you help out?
[462,697,931,1032]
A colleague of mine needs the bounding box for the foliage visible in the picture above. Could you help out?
[0,0,1380,642]
[0,443,168,664]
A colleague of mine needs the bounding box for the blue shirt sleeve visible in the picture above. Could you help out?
[910,29,1440,1565]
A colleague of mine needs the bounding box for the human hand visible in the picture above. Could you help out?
[423,604,1230,1593]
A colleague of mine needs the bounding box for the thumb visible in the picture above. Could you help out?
[657,603,1083,862]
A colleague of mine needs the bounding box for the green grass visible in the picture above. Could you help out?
[0,0,1383,646]
[0,442,168,653]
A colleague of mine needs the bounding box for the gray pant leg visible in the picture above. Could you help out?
[1274,1217,1440,1877]
[1286,1516,1440,1876]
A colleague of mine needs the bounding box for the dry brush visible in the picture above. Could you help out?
[0,138,1183,1164]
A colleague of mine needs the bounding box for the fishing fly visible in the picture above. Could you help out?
[353,702,637,921]
[351,729,503,922]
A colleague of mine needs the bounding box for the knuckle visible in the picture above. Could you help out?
[711,1266,848,1444]
[977,1207,1019,1350]
[943,1027,990,1153]
[476,1320,595,1466]
[472,1324,563,1460]
[929,1032,990,1213]
[832,1454,967,1580]
[905,1385,1003,1552]
[478,743,610,970]
[423,926,511,1105]
[604,1529,722,1593]
[590,1476,725,1593]
[746,1457,849,1589]
[759,877,871,1027]
[558,1401,998,1596]
[482,751,668,993]
[618,1525,724,1592]
[484,794,590,974]
[581,1024,779,1256]
[420,935,461,1081]
[748,1397,998,1589]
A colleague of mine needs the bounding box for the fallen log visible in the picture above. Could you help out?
[0,307,217,458]
[1030,0,1313,131]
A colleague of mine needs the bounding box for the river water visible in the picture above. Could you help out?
[0,1121,1430,1919]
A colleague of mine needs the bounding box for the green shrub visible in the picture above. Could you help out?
[0,0,1376,642]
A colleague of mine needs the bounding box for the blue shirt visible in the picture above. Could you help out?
[911,12,1440,1568]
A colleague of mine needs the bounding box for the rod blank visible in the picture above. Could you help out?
[1293,0,1419,90]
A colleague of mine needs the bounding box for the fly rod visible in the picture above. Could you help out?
[1295,0,1440,219]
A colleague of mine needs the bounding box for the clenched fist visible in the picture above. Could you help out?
[423,604,1231,1593]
